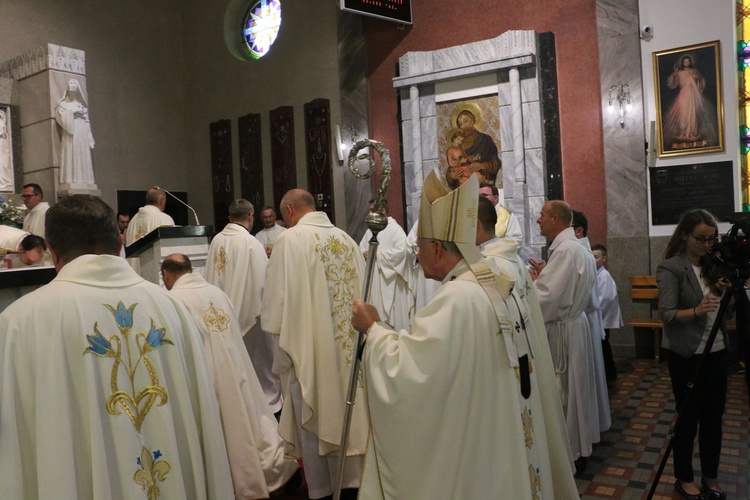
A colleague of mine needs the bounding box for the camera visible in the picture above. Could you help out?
[706,214,750,284]
[639,24,653,39]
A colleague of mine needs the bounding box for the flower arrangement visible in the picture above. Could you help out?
[0,194,25,228]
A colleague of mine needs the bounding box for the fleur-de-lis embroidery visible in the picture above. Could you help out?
[204,302,230,334]
[134,447,171,500]
[214,246,228,274]
[528,464,541,500]
[84,301,172,434]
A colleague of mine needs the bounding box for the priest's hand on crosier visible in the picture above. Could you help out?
[352,299,380,333]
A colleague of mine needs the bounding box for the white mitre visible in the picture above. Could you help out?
[418,171,521,367]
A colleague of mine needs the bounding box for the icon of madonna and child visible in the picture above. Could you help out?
[441,101,502,189]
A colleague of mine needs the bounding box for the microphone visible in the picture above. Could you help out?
[153,186,200,225]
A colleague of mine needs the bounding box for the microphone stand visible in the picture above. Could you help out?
[333,139,391,500]
[153,185,200,225]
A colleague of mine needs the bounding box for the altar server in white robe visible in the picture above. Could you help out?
[206,199,282,414]
[572,210,611,435]
[125,187,175,246]
[162,254,300,499]
[0,195,233,499]
[352,173,577,500]
[532,200,600,469]
[262,189,367,500]
[358,199,415,331]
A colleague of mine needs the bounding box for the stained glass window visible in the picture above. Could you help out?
[242,0,282,60]
[738,1,750,209]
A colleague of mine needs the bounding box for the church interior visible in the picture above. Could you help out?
[1,0,748,498]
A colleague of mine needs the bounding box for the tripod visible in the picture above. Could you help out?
[646,282,737,499]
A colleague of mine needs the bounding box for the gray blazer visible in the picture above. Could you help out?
[656,253,726,358]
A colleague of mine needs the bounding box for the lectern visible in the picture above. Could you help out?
[125,226,213,285]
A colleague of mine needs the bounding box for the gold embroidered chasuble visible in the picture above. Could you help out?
[261,211,369,458]
[0,255,233,499]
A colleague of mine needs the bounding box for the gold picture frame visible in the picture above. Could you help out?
[653,40,724,157]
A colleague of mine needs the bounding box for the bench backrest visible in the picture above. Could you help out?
[631,275,658,301]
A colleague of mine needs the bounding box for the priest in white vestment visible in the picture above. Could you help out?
[125,187,175,246]
[21,183,50,238]
[533,200,600,469]
[358,200,415,331]
[255,206,286,258]
[571,210,611,435]
[0,225,47,268]
[405,219,441,315]
[261,189,367,500]
[162,254,300,499]
[206,199,282,414]
[352,174,577,499]
[0,195,233,499]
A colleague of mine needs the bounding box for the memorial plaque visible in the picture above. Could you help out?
[649,161,734,225]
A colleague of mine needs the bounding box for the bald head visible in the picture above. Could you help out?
[146,187,167,211]
[279,189,316,228]
[537,200,573,241]
[161,253,192,290]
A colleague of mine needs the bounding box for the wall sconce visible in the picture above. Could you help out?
[607,83,632,127]
[335,125,345,162]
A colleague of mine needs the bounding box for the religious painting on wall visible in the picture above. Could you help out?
[209,119,234,232]
[238,112,265,233]
[304,98,335,223]
[653,41,724,157]
[0,104,15,193]
[437,96,503,189]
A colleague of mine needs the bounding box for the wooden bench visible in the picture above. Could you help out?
[628,275,662,360]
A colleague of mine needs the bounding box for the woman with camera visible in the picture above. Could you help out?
[656,209,729,500]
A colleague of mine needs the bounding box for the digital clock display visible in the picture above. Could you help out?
[340,0,412,25]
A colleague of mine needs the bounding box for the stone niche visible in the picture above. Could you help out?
[0,43,100,200]
[394,30,551,258]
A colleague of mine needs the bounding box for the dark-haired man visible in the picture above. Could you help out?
[21,183,50,238]
[0,195,233,498]
[0,225,46,268]
[255,206,286,258]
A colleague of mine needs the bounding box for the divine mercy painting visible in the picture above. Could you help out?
[653,41,724,157]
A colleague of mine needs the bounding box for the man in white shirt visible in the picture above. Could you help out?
[0,195,233,499]
[592,243,622,381]
[478,182,523,245]
[255,206,286,258]
[162,253,300,499]
[206,199,282,415]
[532,200,599,474]
[125,187,175,246]
[21,183,50,238]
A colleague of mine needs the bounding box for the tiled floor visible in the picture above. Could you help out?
[576,359,749,499]
[278,358,749,499]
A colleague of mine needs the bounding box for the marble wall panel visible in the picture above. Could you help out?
[499,104,513,153]
[420,115,438,162]
[399,89,411,121]
[419,85,436,118]
[520,66,540,104]
[522,101,542,150]
[525,148,545,196]
[401,117,413,163]
[497,75,511,107]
